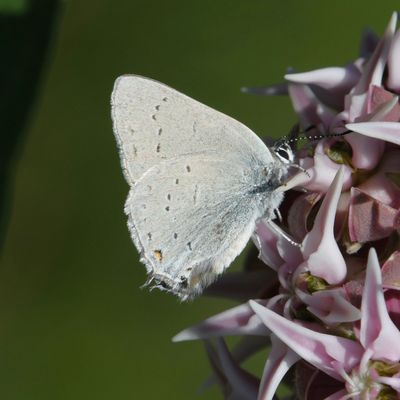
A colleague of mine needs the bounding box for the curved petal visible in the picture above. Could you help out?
[345,94,399,169]
[382,251,400,290]
[241,83,288,96]
[384,290,400,330]
[285,66,360,91]
[348,187,400,242]
[367,86,400,120]
[387,29,400,93]
[296,288,361,325]
[359,28,380,58]
[301,167,347,284]
[253,220,284,271]
[359,172,400,209]
[288,83,335,131]
[285,65,361,111]
[369,11,398,87]
[258,334,300,400]
[346,121,400,145]
[348,12,397,120]
[250,301,363,380]
[287,192,322,240]
[345,132,385,170]
[360,248,400,361]
[284,142,352,193]
[204,339,259,400]
[172,302,269,342]
[201,336,269,392]
[376,374,400,393]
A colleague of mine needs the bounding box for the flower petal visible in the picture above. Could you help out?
[345,93,398,169]
[250,301,363,380]
[346,121,400,145]
[296,288,361,325]
[348,12,397,120]
[359,28,379,58]
[287,192,322,241]
[387,29,400,93]
[384,289,400,330]
[348,187,400,242]
[369,11,397,87]
[366,85,400,120]
[285,66,360,91]
[357,151,400,208]
[376,374,400,393]
[360,248,400,361]
[283,141,352,193]
[285,65,361,110]
[253,220,284,271]
[204,339,259,400]
[172,302,269,342]
[288,83,335,131]
[382,251,400,290]
[258,334,300,400]
[201,336,268,392]
[240,83,288,96]
[301,167,347,284]
[345,132,385,170]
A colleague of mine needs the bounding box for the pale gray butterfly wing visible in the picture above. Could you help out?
[111,75,274,183]
[111,75,288,300]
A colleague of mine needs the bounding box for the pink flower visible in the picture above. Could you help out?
[250,248,400,399]
[173,12,400,400]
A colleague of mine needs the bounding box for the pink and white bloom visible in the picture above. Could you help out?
[250,248,400,399]
[173,12,400,400]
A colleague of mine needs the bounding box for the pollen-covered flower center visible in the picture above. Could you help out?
[325,140,353,166]
[345,361,400,399]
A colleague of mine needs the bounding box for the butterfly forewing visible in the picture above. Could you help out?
[111,75,274,183]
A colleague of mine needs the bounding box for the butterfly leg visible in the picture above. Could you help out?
[266,219,301,248]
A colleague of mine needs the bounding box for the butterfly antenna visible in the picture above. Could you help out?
[275,126,352,147]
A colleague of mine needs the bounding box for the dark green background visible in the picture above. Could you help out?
[0,1,398,399]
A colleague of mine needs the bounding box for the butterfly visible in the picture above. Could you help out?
[111,75,293,300]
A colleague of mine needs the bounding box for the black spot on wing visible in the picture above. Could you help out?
[193,185,199,205]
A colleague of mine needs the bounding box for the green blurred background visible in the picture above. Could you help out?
[0,1,398,399]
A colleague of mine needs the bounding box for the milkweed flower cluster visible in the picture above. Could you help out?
[173,12,400,400]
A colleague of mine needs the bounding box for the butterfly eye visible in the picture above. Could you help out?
[275,145,293,163]
[277,148,289,160]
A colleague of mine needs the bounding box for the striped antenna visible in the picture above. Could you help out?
[274,125,351,148]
